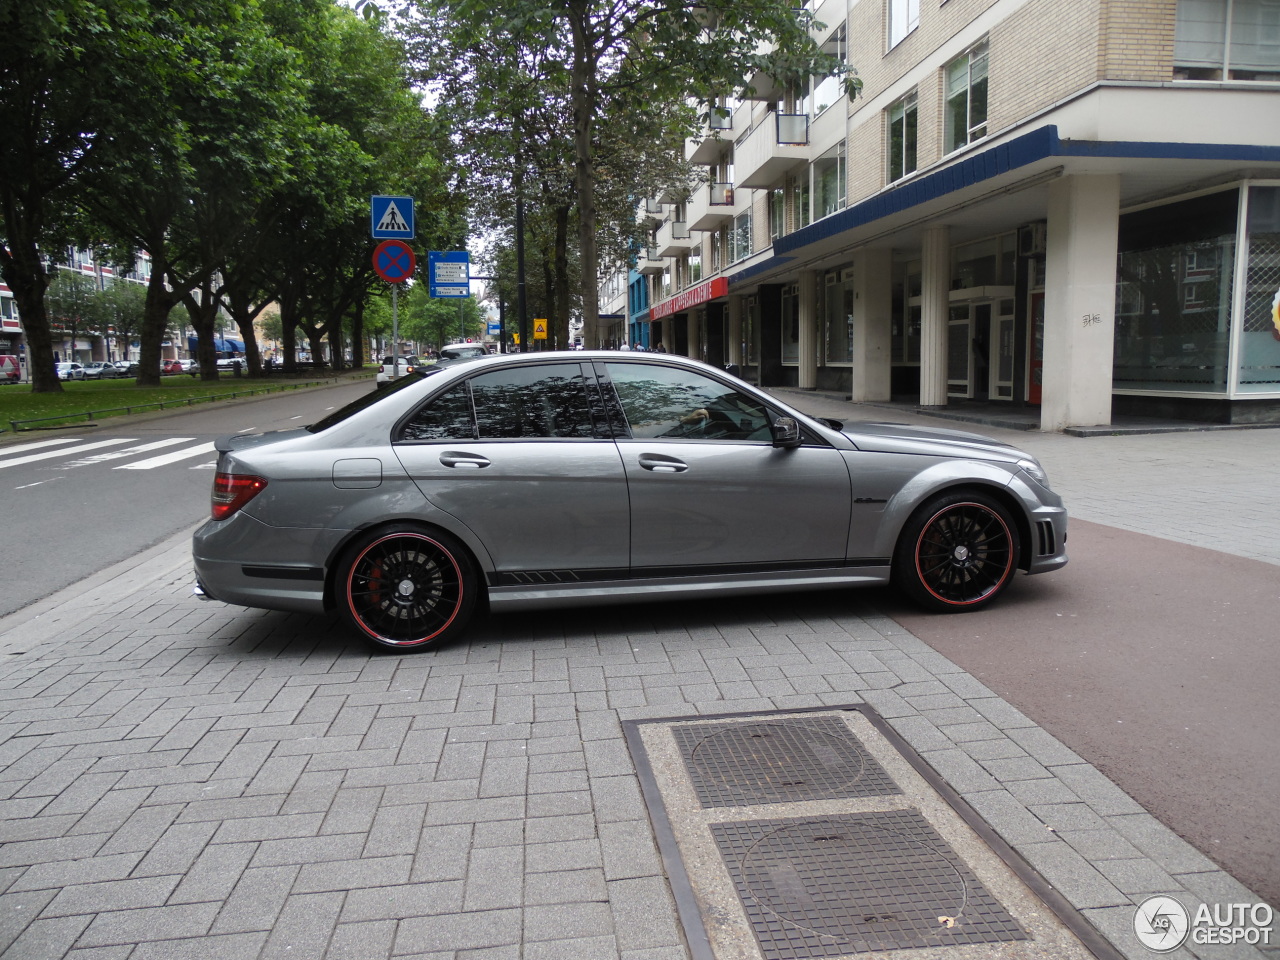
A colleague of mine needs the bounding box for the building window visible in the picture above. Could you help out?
[1175,0,1280,80]
[710,228,723,270]
[815,142,846,219]
[769,188,785,240]
[887,91,917,183]
[889,0,920,49]
[811,25,847,116]
[730,211,753,263]
[945,40,988,154]
[791,171,811,229]
[689,249,703,284]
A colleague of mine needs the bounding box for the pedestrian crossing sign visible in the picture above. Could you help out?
[371,196,415,239]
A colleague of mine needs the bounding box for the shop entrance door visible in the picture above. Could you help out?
[991,298,1015,401]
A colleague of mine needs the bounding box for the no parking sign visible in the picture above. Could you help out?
[372,240,416,284]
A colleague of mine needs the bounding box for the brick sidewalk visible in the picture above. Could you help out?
[0,532,1268,959]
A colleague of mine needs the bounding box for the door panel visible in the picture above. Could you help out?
[619,439,853,570]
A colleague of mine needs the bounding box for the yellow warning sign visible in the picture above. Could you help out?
[533,318,548,340]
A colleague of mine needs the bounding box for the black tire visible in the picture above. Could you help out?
[892,490,1020,612]
[337,524,478,651]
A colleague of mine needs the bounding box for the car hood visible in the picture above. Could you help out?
[837,420,1030,461]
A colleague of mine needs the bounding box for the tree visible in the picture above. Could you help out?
[419,0,857,347]
[0,0,159,391]
[45,269,101,363]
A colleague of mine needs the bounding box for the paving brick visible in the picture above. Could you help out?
[258,891,344,960]
[0,888,58,954]
[130,930,268,960]
[41,873,181,918]
[395,908,522,955]
[76,902,220,949]
[607,877,683,953]
[209,864,300,935]
[169,841,256,904]
[327,919,397,960]
[463,845,524,911]
[341,881,465,922]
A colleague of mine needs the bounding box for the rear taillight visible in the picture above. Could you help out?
[211,472,267,520]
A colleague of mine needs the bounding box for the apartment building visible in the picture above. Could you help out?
[631,0,1280,429]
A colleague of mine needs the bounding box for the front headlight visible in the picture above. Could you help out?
[1017,458,1050,488]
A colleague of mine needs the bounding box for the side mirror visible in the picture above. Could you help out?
[772,416,802,449]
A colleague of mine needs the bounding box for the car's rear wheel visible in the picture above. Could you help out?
[892,490,1020,612]
[338,525,478,652]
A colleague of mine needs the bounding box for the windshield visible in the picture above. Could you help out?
[307,370,430,433]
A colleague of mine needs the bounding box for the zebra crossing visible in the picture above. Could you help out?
[0,434,219,474]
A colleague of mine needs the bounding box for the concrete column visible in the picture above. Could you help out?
[686,309,700,360]
[851,249,893,401]
[1041,174,1120,431]
[919,226,950,406]
[798,269,818,389]
[727,295,742,367]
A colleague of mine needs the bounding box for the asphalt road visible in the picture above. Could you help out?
[0,379,373,618]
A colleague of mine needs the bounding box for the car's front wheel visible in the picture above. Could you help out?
[337,524,478,652]
[892,490,1020,612]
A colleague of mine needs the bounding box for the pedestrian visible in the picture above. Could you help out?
[654,342,667,353]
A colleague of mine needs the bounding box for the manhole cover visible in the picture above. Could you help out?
[673,717,901,807]
[712,810,1028,958]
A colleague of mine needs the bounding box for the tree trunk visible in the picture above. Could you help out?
[136,266,182,387]
[568,0,601,348]
[0,196,61,392]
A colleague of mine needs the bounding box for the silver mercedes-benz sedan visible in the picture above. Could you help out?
[193,351,1066,652]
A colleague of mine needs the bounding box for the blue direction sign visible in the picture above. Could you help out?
[428,251,470,298]
[371,195,415,239]
[372,239,416,283]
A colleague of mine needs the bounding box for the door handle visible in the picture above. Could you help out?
[439,452,491,469]
[638,454,688,473]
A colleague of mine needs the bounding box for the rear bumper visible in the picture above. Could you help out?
[192,514,337,615]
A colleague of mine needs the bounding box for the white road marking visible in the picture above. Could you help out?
[0,438,137,469]
[14,478,65,490]
[61,437,196,468]
[115,441,217,470]
[0,438,81,457]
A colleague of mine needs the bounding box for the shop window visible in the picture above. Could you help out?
[889,0,920,49]
[945,41,988,154]
[1175,0,1280,81]
[1114,189,1240,394]
[782,284,800,364]
[887,91,918,183]
[824,269,855,363]
[1238,184,1280,392]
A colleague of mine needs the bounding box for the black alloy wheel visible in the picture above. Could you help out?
[893,490,1020,612]
[339,525,477,651]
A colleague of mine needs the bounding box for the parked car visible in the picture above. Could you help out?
[161,359,184,374]
[112,360,139,376]
[193,351,1068,653]
[82,361,118,379]
[55,362,86,380]
[0,355,19,382]
[375,355,419,387]
[438,343,488,361]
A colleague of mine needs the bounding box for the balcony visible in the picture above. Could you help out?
[685,103,739,165]
[657,220,693,258]
[735,113,809,189]
[688,182,735,231]
[636,247,665,275]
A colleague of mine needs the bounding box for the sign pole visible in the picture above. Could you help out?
[392,283,399,371]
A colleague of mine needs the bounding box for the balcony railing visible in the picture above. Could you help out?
[709,182,734,206]
[776,113,809,146]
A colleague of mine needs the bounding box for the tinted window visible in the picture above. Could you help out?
[605,362,773,441]
[470,363,596,439]
[399,384,477,441]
